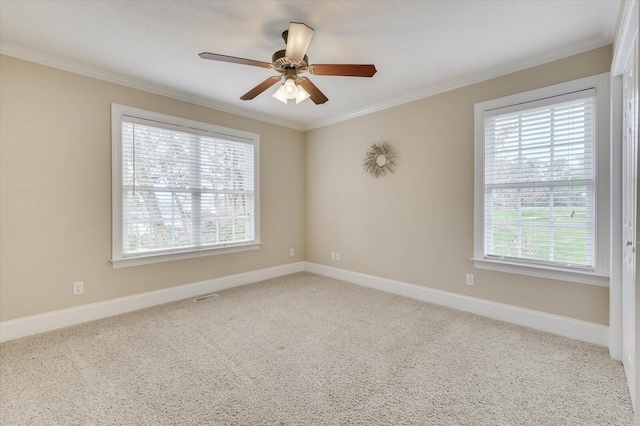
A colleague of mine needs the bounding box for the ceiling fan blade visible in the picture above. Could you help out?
[240,76,282,100]
[285,22,314,62]
[297,77,328,104]
[308,64,377,77]
[199,52,272,68]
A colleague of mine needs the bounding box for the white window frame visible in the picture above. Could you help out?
[473,73,610,287]
[111,104,261,268]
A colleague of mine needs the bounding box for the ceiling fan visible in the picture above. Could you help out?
[199,22,377,105]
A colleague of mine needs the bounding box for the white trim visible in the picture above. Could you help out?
[472,258,609,287]
[609,74,624,361]
[0,261,611,348]
[0,36,612,132]
[0,43,304,131]
[609,0,640,367]
[305,36,611,130]
[611,0,639,76]
[602,0,623,44]
[0,262,305,343]
[473,73,611,285]
[111,243,262,269]
[110,104,261,268]
[304,262,609,347]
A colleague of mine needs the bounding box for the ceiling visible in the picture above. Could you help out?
[0,1,621,130]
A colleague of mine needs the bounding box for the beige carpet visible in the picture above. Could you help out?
[0,272,632,425]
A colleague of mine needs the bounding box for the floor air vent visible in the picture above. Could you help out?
[194,294,220,302]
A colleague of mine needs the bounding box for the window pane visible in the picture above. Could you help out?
[123,123,194,189]
[485,186,593,266]
[483,96,595,268]
[121,120,256,257]
[200,135,254,192]
[486,100,593,185]
[124,190,193,254]
[200,193,254,245]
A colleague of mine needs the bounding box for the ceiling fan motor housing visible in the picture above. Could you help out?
[272,49,308,69]
[199,22,375,104]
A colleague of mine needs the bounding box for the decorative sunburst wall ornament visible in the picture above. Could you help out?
[363,141,398,178]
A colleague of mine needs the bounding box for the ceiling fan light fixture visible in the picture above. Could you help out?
[272,84,289,104]
[283,78,297,97]
[295,85,311,104]
[272,77,310,104]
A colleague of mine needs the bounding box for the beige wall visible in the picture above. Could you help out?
[305,46,612,325]
[0,55,305,321]
[1,46,614,325]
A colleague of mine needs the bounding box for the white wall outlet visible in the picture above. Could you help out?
[336,252,341,261]
[331,251,336,260]
[290,248,295,257]
[73,281,84,295]
[465,274,474,286]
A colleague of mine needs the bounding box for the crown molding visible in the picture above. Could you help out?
[0,35,613,133]
[611,0,639,76]
[603,0,624,43]
[303,35,612,130]
[0,43,305,131]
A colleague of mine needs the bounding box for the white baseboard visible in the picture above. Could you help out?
[0,261,609,348]
[0,262,304,343]
[304,262,609,347]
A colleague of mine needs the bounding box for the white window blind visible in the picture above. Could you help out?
[121,120,256,257]
[483,92,595,269]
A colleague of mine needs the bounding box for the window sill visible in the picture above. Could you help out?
[112,242,262,269]
[471,258,609,287]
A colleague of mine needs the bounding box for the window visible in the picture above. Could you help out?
[473,74,610,286]
[111,104,260,268]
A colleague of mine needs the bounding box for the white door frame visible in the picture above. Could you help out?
[622,37,638,408]
[611,73,623,362]
[610,0,640,418]
[610,0,639,360]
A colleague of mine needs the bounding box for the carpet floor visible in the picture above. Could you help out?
[0,272,633,425]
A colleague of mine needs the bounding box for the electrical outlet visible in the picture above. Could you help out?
[73,281,84,295]
[331,251,336,260]
[336,252,341,261]
[290,248,295,257]
[465,274,474,286]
